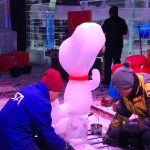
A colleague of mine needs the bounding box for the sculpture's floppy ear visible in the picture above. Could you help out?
[59,22,105,76]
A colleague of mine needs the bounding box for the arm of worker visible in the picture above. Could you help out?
[30,100,75,150]
[103,99,132,145]
[122,20,128,35]
[101,20,107,34]
[139,96,150,132]
[110,98,132,128]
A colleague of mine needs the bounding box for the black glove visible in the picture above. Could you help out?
[102,127,112,145]
[65,141,75,150]
[102,126,128,148]
[102,133,110,145]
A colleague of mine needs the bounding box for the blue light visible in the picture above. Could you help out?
[135,24,150,39]
[46,11,54,49]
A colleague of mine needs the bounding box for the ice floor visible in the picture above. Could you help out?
[0,64,122,150]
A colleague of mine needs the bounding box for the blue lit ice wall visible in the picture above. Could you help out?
[46,11,54,49]
[25,0,53,51]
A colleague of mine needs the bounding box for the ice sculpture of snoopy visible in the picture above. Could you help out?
[51,22,105,138]
[59,22,105,115]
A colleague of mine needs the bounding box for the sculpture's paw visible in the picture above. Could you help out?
[91,69,100,83]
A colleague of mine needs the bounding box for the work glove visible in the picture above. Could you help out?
[103,126,128,148]
[102,127,112,145]
[102,133,110,145]
[65,141,75,150]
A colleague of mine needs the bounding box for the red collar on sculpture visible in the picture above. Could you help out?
[69,75,88,81]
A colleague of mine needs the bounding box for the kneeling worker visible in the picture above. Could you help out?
[0,68,74,150]
[103,62,150,150]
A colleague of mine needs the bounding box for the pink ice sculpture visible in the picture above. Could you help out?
[59,22,105,115]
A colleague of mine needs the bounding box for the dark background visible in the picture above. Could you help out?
[10,0,26,51]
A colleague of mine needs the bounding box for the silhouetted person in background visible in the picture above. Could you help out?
[102,5,128,87]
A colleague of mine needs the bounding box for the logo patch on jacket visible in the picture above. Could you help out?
[11,92,24,105]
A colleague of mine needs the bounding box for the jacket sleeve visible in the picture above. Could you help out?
[29,101,66,150]
[121,20,128,35]
[102,20,107,33]
[110,98,132,128]
[140,95,150,132]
